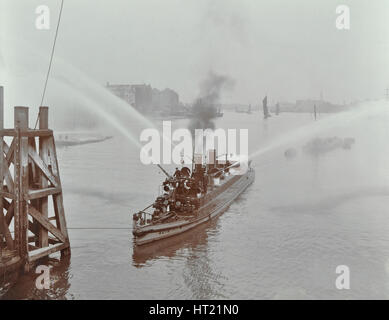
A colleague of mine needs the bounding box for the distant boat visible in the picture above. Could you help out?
[314,104,317,120]
[155,105,194,120]
[235,104,251,114]
[216,107,224,117]
[263,96,271,119]
[187,103,223,118]
[56,134,113,148]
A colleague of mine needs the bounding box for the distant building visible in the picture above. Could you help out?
[106,82,153,112]
[106,83,135,105]
[159,88,179,108]
[152,88,180,112]
[131,84,153,112]
[106,82,182,115]
[152,88,161,108]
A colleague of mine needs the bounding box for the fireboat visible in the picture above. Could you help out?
[132,150,255,246]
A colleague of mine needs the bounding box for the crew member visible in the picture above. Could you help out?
[174,167,181,178]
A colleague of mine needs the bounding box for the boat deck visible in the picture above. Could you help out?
[134,167,255,245]
[136,173,239,232]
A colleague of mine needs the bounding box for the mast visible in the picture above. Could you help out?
[262,96,270,119]
[314,104,317,120]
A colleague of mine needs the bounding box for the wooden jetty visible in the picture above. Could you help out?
[0,86,70,282]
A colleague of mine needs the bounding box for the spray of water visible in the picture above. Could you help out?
[2,36,201,174]
[249,101,389,161]
[51,80,143,148]
[1,36,179,153]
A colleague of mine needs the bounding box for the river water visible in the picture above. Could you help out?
[1,106,389,299]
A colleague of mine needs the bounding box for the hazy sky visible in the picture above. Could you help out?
[1,0,389,106]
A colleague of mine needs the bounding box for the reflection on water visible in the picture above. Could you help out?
[133,219,218,267]
[1,256,72,300]
[1,106,389,299]
[133,219,227,299]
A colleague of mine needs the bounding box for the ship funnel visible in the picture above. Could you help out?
[207,149,216,172]
[194,153,202,172]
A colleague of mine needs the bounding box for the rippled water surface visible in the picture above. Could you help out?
[2,107,389,299]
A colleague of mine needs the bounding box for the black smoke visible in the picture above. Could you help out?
[189,71,234,136]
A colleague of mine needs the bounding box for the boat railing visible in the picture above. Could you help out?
[133,202,155,227]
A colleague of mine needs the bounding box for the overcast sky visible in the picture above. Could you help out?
[1,0,389,107]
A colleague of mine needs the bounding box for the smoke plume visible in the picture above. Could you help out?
[189,71,234,135]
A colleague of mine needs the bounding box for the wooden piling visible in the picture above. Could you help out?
[0,88,70,277]
[38,107,49,248]
[15,107,30,270]
[0,86,4,255]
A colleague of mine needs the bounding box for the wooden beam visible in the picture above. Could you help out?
[0,86,6,248]
[28,244,38,251]
[22,129,53,137]
[0,129,53,137]
[28,137,38,184]
[28,219,38,235]
[0,213,14,250]
[3,140,9,155]
[13,125,21,254]
[14,106,29,259]
[4,139,15,164]
[48,237,60,244]
[0,86,3,128]
[28,242,68,262]
[0,129,16,137]
[38,106,49,248]
[2,157,14,193]
[28,145,59,187]
[3,140,9,152]
[5,201,14,226]
[49,137,69,241]
[2,197,10,209]
[28,235,38,243]
[28,205,67,243]
[26,187,61,200]
[0,191,14,200]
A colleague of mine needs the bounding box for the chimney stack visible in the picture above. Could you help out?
[194,153,202,172]
[207,149,216,172]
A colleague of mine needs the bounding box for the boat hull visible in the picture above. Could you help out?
[133,167,255,246]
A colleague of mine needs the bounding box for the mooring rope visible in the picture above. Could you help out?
[34,0,65,129]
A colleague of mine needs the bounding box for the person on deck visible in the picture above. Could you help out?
[174,167,181,178]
